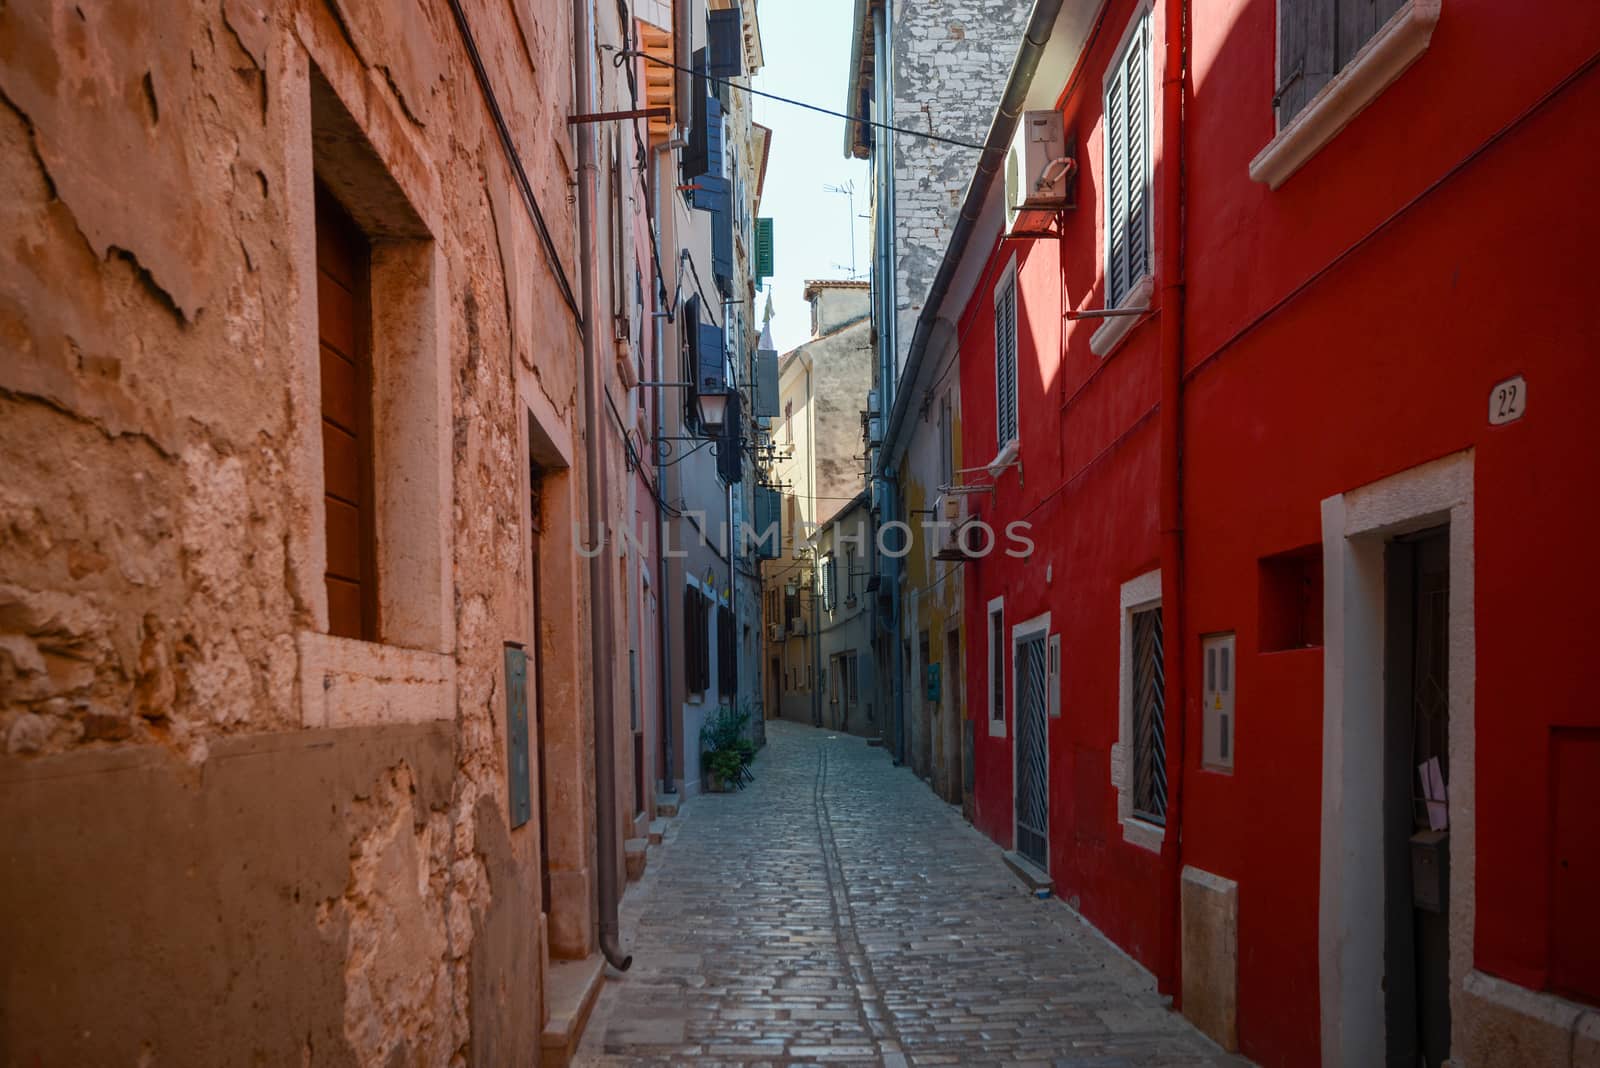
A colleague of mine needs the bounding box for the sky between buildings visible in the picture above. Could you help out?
[753,0,872,355]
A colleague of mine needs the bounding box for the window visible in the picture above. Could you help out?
[1131,606,1166,823]
[1252,1,1440,188]
[843,545,856,603]
[938,393,954,490]
[987,597,1006,737]
[993,259,1018,450]
[785,399,794,443]
[1104,11,1152,309]
[820,553,836,613]
[684,586,712,696]
[1275,0,1407,126]
[315,185,377,641]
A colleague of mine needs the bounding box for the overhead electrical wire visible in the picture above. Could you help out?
[445,0,580,319]
[612,48,989,152]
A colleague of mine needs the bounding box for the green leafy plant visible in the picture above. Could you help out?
[700,703,754,790]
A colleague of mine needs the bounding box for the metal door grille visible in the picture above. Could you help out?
[1015,635,1049,868]
[1132,607,1167,823]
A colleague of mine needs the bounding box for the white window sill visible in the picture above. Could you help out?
[988,715,1007,739]
[1089,275,1154,358]
[1121,816,1165,853]
[1249,0,1442,189]
[987,438,1021,480]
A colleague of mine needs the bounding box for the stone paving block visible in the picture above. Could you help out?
[574,723,1241,1067]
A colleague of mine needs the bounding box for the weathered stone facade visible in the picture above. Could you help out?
[0,0,645,1062]
[889,0,1029,369]
[760,281,873,727]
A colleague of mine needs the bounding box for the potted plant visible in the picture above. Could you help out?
[700,702,755,792]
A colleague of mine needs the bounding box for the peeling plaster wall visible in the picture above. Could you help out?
[889,0,1029,371]
[0,0,601,1063]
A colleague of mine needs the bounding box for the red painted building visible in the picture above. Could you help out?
[909,1,1600,1064]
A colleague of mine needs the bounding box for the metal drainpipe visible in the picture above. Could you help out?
[1156,0,1190,1002]
[652,143,676,797]
[574,0,632,973]
[872,0,905,765]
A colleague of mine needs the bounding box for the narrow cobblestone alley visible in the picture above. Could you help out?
[576,723,1246,1066]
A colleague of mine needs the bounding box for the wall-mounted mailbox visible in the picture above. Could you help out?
[1410,830,1449,914]
[504,643,532,829]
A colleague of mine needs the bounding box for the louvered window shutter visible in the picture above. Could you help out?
[754,217,774,281]
[704,95,725,178]
[994,270,1017,449]
[1105,16,1151,308]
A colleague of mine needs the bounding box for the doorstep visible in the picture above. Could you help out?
[540,955,605,1068]
[624,837,648,881]
[648,818,668,845]
[1001,850,1054,895]
[655,790,680,817]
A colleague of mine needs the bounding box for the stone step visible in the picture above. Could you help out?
[624,837,648,881]
[655,791,680,817]
[1001,850,1054,897]
[540,955,605,1068]
[648,819,668,844]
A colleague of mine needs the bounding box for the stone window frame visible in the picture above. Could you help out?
[987,595,1007,739]
[1250,0,1441,189]
[1111,568,1164,853]
[281,37,455,729]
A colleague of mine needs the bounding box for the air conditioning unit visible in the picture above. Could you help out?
[933,492,981,561]
[790,617,808,637]
[767,622,783,642]
[867,416,883,446]
[1005,110,1074,230]
[866,389,881,416]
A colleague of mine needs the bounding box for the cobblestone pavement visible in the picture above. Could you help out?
[575,721,1247,1067]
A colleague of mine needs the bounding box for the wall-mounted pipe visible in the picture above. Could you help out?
[1156,0,1190,1003]
[574,0,633,974]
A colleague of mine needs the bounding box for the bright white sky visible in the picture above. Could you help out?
[752,0,871,354]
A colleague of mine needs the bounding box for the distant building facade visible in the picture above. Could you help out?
[759,281,873,727]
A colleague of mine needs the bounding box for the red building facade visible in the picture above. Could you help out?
[946,1,1600,1064]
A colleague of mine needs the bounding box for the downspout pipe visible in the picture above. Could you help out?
[652,143,676,796]
[575,0,633,973]
[875,0,1064,473]
[1156,0,1189,1002]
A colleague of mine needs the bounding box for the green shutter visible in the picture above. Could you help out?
[754,217,774,281]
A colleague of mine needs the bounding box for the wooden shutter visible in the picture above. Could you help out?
[707,7,743,78]
[315,185,377,642]
[1105,15,1151,307]
[680,49,709,183]
[1277,0,1336,125]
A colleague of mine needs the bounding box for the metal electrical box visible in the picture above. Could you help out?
[1201,632,1236,771]
[504,643,532,829]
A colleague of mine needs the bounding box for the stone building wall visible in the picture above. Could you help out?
[889,0,1029,369]
[0,0,629,1062]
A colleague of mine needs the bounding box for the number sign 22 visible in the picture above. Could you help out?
[1489,375,1526,426]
